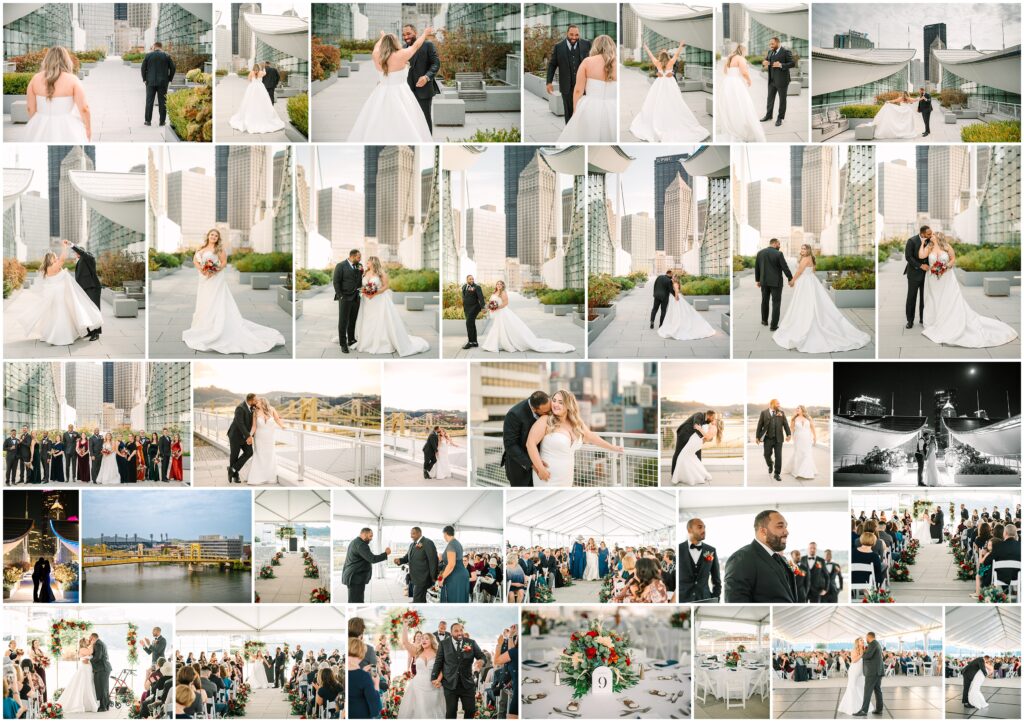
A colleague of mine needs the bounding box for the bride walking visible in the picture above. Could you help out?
[347,28,435,142]
[244,397,285,486]
[716,45,765,142]
[583,539,600,581]
[671,419,721,486]
[248,651,270,689]
[837,638,878,716]
[658,276,716,341]
[397,622,444,718]
[23,46,91,141]
[786,406,817,480]
[229,62,286,134]
[430,429,454,480]
[353,256,430,357]
[480,281,575,354]
[629,41,709,142]
[558,35,617,142]
[182,229,286,354]
[525,389,623,487]
[872,93,923,140]
[773,244,871,353]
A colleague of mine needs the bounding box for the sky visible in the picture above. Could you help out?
[661,361,745,405]
[813,3,1021,54]
[302,145,433,192]
[875,143,918,167]
[748,361,832,407]
[222,0,311,27]
[4,145,147,197]
[739,145,853,185]
[193,361,381,395]
[449,146,572,214]
[83,489,251,539]
[614,145,709,216]
[382,361,467,412]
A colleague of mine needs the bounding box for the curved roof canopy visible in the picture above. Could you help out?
[935,46,1021,95]
[3,519,33,554]
[811,48,915,97]
[946,607,1021,652]
[588,145,635,174]
[177,3,213,24]
[67,170,146,233]
[507,489,676,536]
[3,168,33,212]
[243,12,310,60]
[744,5,808,41]
[540,146,585,176]
[833,416,924,457]
[441,145,487,172]
[333,490,502,534]
[773,607,942,644]
[3,3,47,26]
[176,605,345,634]
[696,606,770,625]
[254,490,330,524]
[683,145,729,178]
[679,489,847,516]
[944,415,1021,456]
[547,4,618,24]
[629,4,712,49]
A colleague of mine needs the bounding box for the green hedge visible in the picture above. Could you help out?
[961,121,1021,143]
[830,271,875,290]
[231,252,293,273]
[877,239,905,263]
[838,104,881,119]
[3,72,33,95]
[956,245,1021,272]
[815,255,874,272]
[537,288,584,305]
[166,86,212,142]
[150,251,182,269]
[303,268,332,285]
[288,93,308,137]
[732,254,756,272]
[388,268,439,292]
[122,52,145,63]
[678,276,730,296]
[459,127,522,143]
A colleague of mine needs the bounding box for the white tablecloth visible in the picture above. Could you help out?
[697,664,765,700]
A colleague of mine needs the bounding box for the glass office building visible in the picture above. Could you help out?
[423,148,441,273]
[838,145,876,256]
[155,2,212,59]
[587,171,615,276]
[642,26,711,74]
[4,363,62,431]
[271,149,294,254]
[89,209,145,259]
[3,4,74,58]
[812,64,908,109]
[312,2,354,44]
[145,362,191,436]
[564,176,586,289]
[445,3,521,45]
[978,145,1021,245]
[941,68,1022,106]
[750,16,807,59]
[701,177,731,278]
[524,4,616,40]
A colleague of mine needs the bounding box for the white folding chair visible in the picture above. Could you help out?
[849,564,875,600]
[992,560,1021,601]
[724,679,746,710]
[694,668,709,704]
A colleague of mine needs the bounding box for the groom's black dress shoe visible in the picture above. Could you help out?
[340,345,349,354]
[852,712,867,717]
[462,342,474,350]
[769,326,778,331]
[774,474,782,481]
[760,115,772,122]
[963,704,976,709]
[871,711,884,715]
[906,321,914,329]
[144,121,151,126]
[775,119,783,126]
[348,337,357,346]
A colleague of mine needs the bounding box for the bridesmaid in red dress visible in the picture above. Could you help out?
[169,434,184,481]
[134,434,147,481]
[76,436,91,482]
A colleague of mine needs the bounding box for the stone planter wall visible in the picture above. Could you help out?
[952,473,1020,486]
[587,311,614,345]
[237,271,288,286]
[3,94,26,114]
[311,75,337,96]
[833,472,894,484]
[525,72,549,98]
[954,268,1021,287]
[828,287,876,308]
[683,294,730,306]
[440,85,521,112]
[391,291,439,305]
[277,286,293,314]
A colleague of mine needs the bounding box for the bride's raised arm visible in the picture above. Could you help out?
[668,40,686,69]
[398,622,418,658]
[642,44,659,69]
[394,26,435,67]
[525,417,551,478]
[917,238,931,260]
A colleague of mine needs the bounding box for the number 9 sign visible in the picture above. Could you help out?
[592,666,612,695]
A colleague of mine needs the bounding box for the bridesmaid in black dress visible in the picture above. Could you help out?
[75,436,91,482]
[49,439,65,481]
[28,434,42,484]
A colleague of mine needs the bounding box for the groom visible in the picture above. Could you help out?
[501,391,551,486]
[760,37,794,127]
[854,632,884,717]
[461,275,485,350]
[141,41,176,127]
[724,509,797,603]
[332,249,363,354]
[91,632,112,711]
[226,393,256,483]
[914,433,928,486]
[430,623,486,719]
[754,238,792,331]
[960,656,991,709]
[546,25,591,125]
[393,526,439,603]
[929,505,944,542]
[32,557,51,603]
[423,426,440,479]
[756,399,791,481]
[262,60,281,104]
[650,270,674,329]
[917,87,933,137]
[670,410,715,476]
[903,225,932,328]
[68,241,102,341]
[402,25,441,132]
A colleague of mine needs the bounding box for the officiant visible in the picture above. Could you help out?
[929,506,944,542]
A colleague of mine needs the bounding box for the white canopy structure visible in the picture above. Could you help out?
[773,607,942,644]
[629,4,712,48]
[934,46,1022,95]
[833,416,925,457]
[333,490,502,534]
[506,489,675,545]
[944,415,1022,456]
[588,145,635,174]
[811,47,916,97]
[744,4,808,41]
[3,168,33,212]
[67,170,146,234]
[547,3,618,24]
[254,490,330,524]
[682,144,729,178]
[696,606,770,626]
[176,605,345,634]
[946,607,1021,652]
[680,489,848,515]
[243,12,310,61]
[539,145,585,176]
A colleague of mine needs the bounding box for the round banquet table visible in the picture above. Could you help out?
[698,663,764,700]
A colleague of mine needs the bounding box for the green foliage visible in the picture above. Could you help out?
[231,252,293,273]
[288,93,308,137]
[96,250,144,290]
[435,26,515,83]
[587,274,620,308]
[388,268,439,292]
[8,49,79,73]
[958,463,1019,475]
[733,254,756,272]
[746,55,765,66]
[312,37,341,81]
[75,49,106,63]
[955,245,1021,272]
[938,88,968,108]
[185,68,211,85]
[3,258,27,294]
[857,446,907,472]
[298,268,332,288]
[166,86,212,142]
[215,68,228,76]
[877,239,904,263]
[148,249,182,270]
[815,255,874,272]
[122,52,145,63]
[237,68,250,77]
[524,26,561,74]
[961,121,1021,143]
[627,270,649,284]
[442,281,494,319]
[459,127,522,143]
[3,72,33,95]
[337,38,377,53]
[611,275,636,291]
[830,271,875,290]
[678,276,730,296]
[838,104,882,118]
[537,288,585,305]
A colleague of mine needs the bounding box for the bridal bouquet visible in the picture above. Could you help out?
[558,621,639,699]
[362,281,379,297]
[201,258,220,275]
[486,299,499,312]
[929,260,948,278]
[385,608,423,648]
[102,447,112,456]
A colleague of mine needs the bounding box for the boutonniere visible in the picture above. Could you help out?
[703,552,715,563]
[461,644,472,653]
[789,561,805,576]
[815,562,822,569]
[415,543,423,549]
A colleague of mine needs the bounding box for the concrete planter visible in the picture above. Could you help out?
[294,298,303,318]
[391,292,439,306]
[684,294,729,306]
[353,54,372,62]
[721,312,731,334]
[846,117,874,129]
[277,286,293,314]
[833,472,894,485]
[954,268,1021,287]
[298,285,330,300]
[952,473,1019,486]
[237,272,288,286]
[149,267,181,280]
[161,123,182,142]
[439,85,521,112]
[587,310,614,344]
[338,65,350,78]
[525,72,549,98]
[311,75,337,96]
[443,318,475,337]
[3,94,26,114]
[828,287,876,308]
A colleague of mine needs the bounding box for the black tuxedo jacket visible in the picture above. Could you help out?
[461,283,485,315]
[723,540,797,603]
[398,536,439,587]
[917,93,932,114]
[159,435,172,456]
[757,408,791,442]
[990,539,1021,583]
[431,637,485,691]
[547,38,591,93]
[88,433,103,457]
[71,245,101,291]
[904,234,930,278]
[764,46,794,87]
[652,274,674,301]
[141,50,176,86]
[502,399,538,486]
[341,537,387,586]
[227,402,253,444]
[19,434,32,460]
[262,66,280,92]
[143,636,166,665]
[3,436,18,461]
[678,541,721,602]
[33,559,50,579]
[92,639,112,675]
[862,640,883,678]
[332,260,363,300]
[406,40,441,99]
[62,430,79,450]
[671,412,707,473]
[799,556,829,598]
[423,432,439,459]
[961,656,987,686]
[929,510,944,539]
[274,652,286,669]
[754,246,792,288]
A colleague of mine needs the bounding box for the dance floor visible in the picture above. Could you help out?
[946,677,1021,719]
[773,677,943,719]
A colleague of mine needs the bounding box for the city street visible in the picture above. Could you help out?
[214,74,306,142]
[618,64,712,142]
[148,267,293,359]
[3,291,144,359]
[296,285,438,359]
[718,60,809,142]
[877,258,1021,358]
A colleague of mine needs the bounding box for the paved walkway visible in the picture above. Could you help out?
[551,579,605,603]
[193,438,373,488]
[890,538,980,604]
[718,61,808,142]
[148,267,292,358]
[241,686,296,719]
[745,443,831,487]
[877,258,1021,359]
[661,458,744,486]
[828,100,996,143]
[255,550,328,603]
[774,677,942,719]
[523,86,572,142]
[4,290,144,359]
[946,677,1020,719]
[334,570,411,603]
[442,291,585,359]
[732,272,875,358]
[296,286,438,359]
[383,456,467,487]
[214,75,306,143]
[589,282,729,359]
[6,572,78,603]
[619,64,713,142]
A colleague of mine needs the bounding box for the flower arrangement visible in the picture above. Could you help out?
[362,280,379,297]
[127,701,145,719]
[115,687,136,706]
[242,640,266,661]
[597,571,618,603]
[534,584,554,603]
[385,608,423,648]
[201,257,220,274]
[902,539,920,565]
[287,685,307,716]
[521,611,549,635]
[978,585,1009,604]
[557,620,639,699]
[669,611,690,629]
[956,560,976,581]
[271,552,283,566]
[724,650,741,668]
[126,622,139,665]
[472,692,497,719]
[49,619,92,657]
[889,561,912,582]
[259,564,276,579]
[380,673,409,719]
[861,588,895,603]
[929,260,948,278]
[304,559,320,579]
[38,702,64,719]
[486,299,499,311]
[309,587,330,603]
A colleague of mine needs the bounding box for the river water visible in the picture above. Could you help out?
[83,562,251,603]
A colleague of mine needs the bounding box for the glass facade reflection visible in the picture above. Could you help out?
[4,363,62,431]
[156,2,212,58]
[979,145,1021,245]
[3,4,74,58]
[838,145,876,255]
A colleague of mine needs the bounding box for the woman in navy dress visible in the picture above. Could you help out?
[598,541,609,577]
[439,525,470,603]
[49,440,65,481]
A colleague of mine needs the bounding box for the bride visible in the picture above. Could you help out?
[837,638,878,716]
[182,229,286,354]
[629,41,709,142]
[923,434,941,487]
[229,62,285,134]
[672,420,721,486]
[397,622,444,718]
[249,652,270,689]
[24,46,91,141]
[787,406,817,480]
[558,34,616,142]
[872,92,924,140]
[480,281,575,354]
[526,389,623,487]
[919,234,1018,347]
[430,429,453,480]
[716,45,765,142]
[773,244,871,353]
[353,256,429,357]
[6,240,103,346]
[658,276,716,341]
[912,510,933,543]
[966,661,992,709]
[95,433,121,484]
[61,638,100,714]
[347,28,434,142]
[583,539,600,581]
[244,397,285,485]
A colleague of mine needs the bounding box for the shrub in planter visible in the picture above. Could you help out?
[678,276,730,296]
[185,68,211,85]
[436,26,515,82]
[627,270,649,284]
[388,268,439,292]
[839,104,881,119]
[3,259,27,294]
[862,446,906,471]
[732,254,756,272]
[877,239,904,263]
[815,255,874,272]
[745,55,765,66]
[956,245,1021,272]
[587,274,621,309]
[462,127,522,143]
[167,86,212,142]
[148,249,183,270]
[231,252,293,273]
[312,37,340,81]
[165,46,209,73]
[611,276,636,291]
[524,26,562,74]
[961,121,1020,143]
[830,272,875,290]
[938,88,968,108]
[237,67,250,77]
[9,49,79,73]
[298,268,331,288]
[288,93,308,137]
[835,463,888,474]
[122,52,146,63]
[537,288,585,305]
[957,463,1019,475]
[215,68,228,77]
[97,250,145,291]
[3,72,33,95]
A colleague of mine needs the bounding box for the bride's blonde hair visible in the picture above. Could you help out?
[40,251,59,276]
[202,228,223,254]
[495,280,507,294]
[378,33,401,76]
[933,232,953,254]
[729,44,746,60]
[590,35,616,81]
[41,46,74,99]
[546,389,586,441]
[365,256,384,277]
[256,397,273,417]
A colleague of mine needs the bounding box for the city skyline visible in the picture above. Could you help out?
[83,489,251,539]
[450,146,573,213]
[614,146,709,217]
[193,360,380,396]
[382,361,467,413]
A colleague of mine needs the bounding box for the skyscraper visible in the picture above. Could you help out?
[621,212,655,274]
[516,152,558,273]
[103,363,114,404]
[663,175,694,264]
[318,184,365,259]
[56,146,97,247]
[923,23,946,83]
[748,178,791,250]
[654,154,691,252]
[933,387,959,448]
[226,146,269,245]
[878,159,917,237]
[113,362,142,417]
[833,30,873,48]
[233,3,262,58]
[363,146,383,238]
[145,363,191,432]
[4,191,50,261]
[215,145,229,223]
[504,146,540,258]
[564,176,586,290]
[78,3,115,52]
[48,146,96,241]
[701,175,731,277]
[66,363,103,429]
[801,146,836,239]
[978,146,1021,245]
[376,145,416,257]
[838,146,875,255]
[3,363,62,430]
[166,167,217,246]
[916,146,929,214]
[789,146,804,228]
[927,145,969,229]
[360,2,403,37]
[2,4,74,56]
[466,205,506,283]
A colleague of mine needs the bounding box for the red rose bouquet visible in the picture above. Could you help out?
[362,281,379,297]
[929,260,948,278]
[558,620,638,699]
[201,258,220,275]
[487,299,499,311]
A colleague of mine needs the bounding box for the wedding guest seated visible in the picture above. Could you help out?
[611,558,670,603]
[174,684,196,719]
[852,532,883,590]
[3,679,26,719]
[314,666,343,719]
[199,667,227,717]
[346,639,381,720]
[990,523,1021,587]
[506,552,527,603]
[176,667,204,719]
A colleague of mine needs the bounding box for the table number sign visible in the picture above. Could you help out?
[592,666,613,695]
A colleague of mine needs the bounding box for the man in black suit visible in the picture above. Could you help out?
[227,393,256,483]
[91,633,113,711]
[756,399,791,481]
[433,621,450,645]
[904,225,933,328]
[394,526,439,603]
[960,504,969,521]
[649,270,674,329]
[989,524,1020,586]
[62,425,78,481]
[917,88,933,137]
[430,623,486,719]
[68,241,102,340]
[141,41,176,126]
[754,238,792,330]
[760,37,794,127]
[158,428,172,481]
[461,275,486,349]
[678,518,721,602]
[423,427,440,480]
[32,557,51,602]
[39,433,52,481]
[18,427,32,484]
[501,391,551,486]
[960,656,990,709]
[341,527,391,603]
[88,428,104,483]
[914,434,928,486]
[546,25,591,125]
[822,549,843,603]
[929,506,944,542]
[670,410,715,476]
[401,25,441,132]
[273,647,286,687]
[332,249,363,354]
[4,430,19,485]
[724,509,797,603]
[142,628,167,665]
[854,633,884,717]
[800,542,829,603]
[262,61,280,104]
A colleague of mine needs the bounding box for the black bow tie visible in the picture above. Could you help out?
[690,544,702,549]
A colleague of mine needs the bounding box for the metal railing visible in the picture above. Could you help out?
[967,97,1022,119]
[382,433,468,480]
[470,432,659,487]
[194,411,381,486]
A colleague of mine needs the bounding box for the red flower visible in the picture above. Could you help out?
[585,647,597,659]
[586,630,598,637]
[625,656,631,666]
[703,553,714,562]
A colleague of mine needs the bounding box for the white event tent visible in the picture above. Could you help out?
[945,607,1021,653]
[772,607,942,646]
[254,489,331,524]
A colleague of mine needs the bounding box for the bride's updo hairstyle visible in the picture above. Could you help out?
[379,33,401,76]
[41,46,74,99]
[590,35,617,81]
[547,389,586,441]
[800,243,816,266]
[203,228,223,254]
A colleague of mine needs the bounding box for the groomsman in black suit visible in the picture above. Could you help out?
[141,41,176,126]
[760,37,794,127]
[158,429,172,481]
[799,542,829,603]
[394,526,439,603]
[461,275,485,349]
[822,549,844,603]
[4,430,20,485]
[332,249,363,354]
[501,392,551,486]
[89,428,104,483]
[62,425,78,481]
[18,427,32,484]
[341,528,391,603]
[546,25,591,124]
[678,518,721,602]
[39,433,52,481]
[724,509,797,603]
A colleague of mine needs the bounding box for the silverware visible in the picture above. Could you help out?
[553,707,581,718]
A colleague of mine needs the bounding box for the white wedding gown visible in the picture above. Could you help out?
[61,657,100,714]
[658,294,715,340]
[967,671,988,709]
[716,66,766,142]
[583,550,600,581]
[229,76,285,133]
[872,102,923,139]
[671,424,712,486]
[558,78,616,142]
[96,443,121,484]
[430,441,452,480]
[924,445,941,487]
[24,95,88,142]
[182,250,286,354]
[249,659,270,689]
[837,660,876,715]
[629,69,709,142]
[353,275,429,356]
[773,271,871,353]
[532,431,582,487]
[787,418,817,479]
[6,269,103,346]
[398,661,445,719]
[922,251,1018,347]
[347,66,432,142]
[481,294,575,353]
[244,415,277,485]
[912,518,933,543]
